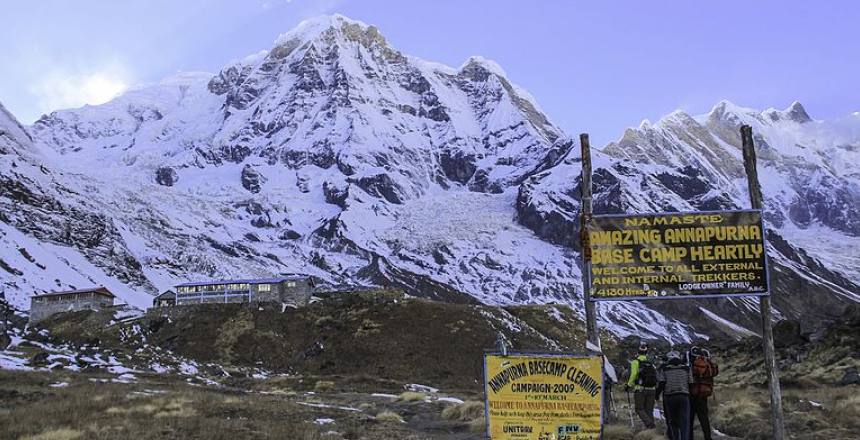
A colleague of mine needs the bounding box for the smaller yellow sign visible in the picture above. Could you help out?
[484,354,603,440]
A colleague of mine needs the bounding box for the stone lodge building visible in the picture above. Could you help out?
[30,287,115,324]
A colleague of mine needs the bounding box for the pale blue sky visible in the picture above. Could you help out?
[1,0,858,146]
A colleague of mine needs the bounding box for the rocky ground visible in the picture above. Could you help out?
[0,294,857,439]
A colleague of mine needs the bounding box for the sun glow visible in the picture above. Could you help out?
[32,68,129,114]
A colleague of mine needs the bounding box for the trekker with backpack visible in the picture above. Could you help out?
[625,342,657,429]
[688,346,719,440]
[656,350,693,440]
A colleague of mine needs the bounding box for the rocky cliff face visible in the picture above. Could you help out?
[2,15,858,340]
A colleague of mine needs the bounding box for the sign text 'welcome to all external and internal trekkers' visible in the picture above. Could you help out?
[587,210,769,300]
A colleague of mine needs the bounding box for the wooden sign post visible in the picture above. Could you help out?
[580,133,600,350]
[740,125,786,440]
[577,126,785,439]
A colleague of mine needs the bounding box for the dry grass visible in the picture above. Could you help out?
[633,428,667,440]
[105,398,195,418]
[603,424,665,440]
[0,370,373,440]
[313,380,335,392]
[396,391,427,402]
[830,393,860,430]
[358,402,376,411]
[602,424,634,439]
[468,416,486,433]
[440,400,484,422]
[214,309,255,363]
[375,410,404,423]
[713,396,767,439]
[354,318,382,337]
[314,315,336,328]
[21,429,84,440]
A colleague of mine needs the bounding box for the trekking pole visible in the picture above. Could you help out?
[626,390,635,428]
[606,385,616,422]
[609,387,616,416]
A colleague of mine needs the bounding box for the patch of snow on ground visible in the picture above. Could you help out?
[114,373,137,383]
[178,361,199,375]
[297,402,362,412]
[404,383,439,393]
[150,363,170,373]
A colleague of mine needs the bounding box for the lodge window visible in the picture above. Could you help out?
[258,284,271,292]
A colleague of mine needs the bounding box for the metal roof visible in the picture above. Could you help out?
[174,275,310,288]
[32,286,115,299]
[155,290,176,298]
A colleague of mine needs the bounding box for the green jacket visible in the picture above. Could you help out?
[627,355,654,390]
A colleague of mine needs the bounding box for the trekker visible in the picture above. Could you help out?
[625,342,657,429]
[656,350,692,440]
[688,346,719,440]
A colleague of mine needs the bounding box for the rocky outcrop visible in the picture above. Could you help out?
[323,181,349,209]
[348,174,404,204]
[438,150,476,185]
[241,165,267,194]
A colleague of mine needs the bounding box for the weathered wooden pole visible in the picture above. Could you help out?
[740,125,786,440]
[580,133,600,350]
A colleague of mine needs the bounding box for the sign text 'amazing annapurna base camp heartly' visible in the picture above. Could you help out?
[484,354,603,440]
[587,210,769,300]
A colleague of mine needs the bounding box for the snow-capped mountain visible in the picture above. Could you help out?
[518,101,860,332]
[2,15,858,340]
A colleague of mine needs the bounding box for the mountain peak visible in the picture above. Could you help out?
[272,14,385,50]
[761,101,811,124]
[459,56,507,77]
[783,100,811,123]
[708,100,756,119]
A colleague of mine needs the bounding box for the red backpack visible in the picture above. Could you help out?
[690,349,719,397]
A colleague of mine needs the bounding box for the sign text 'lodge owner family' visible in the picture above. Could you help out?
[484,354,603,440]
[587,210,769,300]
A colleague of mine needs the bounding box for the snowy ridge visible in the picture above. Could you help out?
[2,15,858,340]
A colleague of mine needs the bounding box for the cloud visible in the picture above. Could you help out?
[30,63,131,115]
[261,0,294,10]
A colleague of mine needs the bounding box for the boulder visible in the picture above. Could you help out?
[28,351,50,367]
[280,229,302,240]
[838,367,860,386]
[155,166,178,186]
